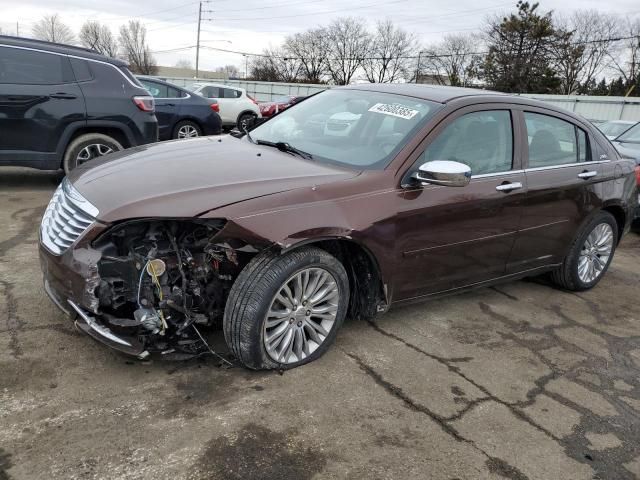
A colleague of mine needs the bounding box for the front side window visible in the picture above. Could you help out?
[0,46,73,85]
[249,89,441,170]
[525,112,589,167]
[422,110,513,175]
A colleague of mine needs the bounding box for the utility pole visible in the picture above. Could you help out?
[195,2,202,78]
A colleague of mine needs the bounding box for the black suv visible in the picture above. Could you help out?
[0,36,158,173]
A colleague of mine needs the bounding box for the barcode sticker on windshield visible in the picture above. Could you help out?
[368,103,419,120]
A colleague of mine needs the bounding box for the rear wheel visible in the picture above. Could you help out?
[63,133,123,174]
[551,211,618,291]
[173,120,202,139]
[237,112,257,130]
[223,247,349,370]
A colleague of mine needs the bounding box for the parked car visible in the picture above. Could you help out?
[0,35,158,173]
[259,95,307,118]
[597,120,637,140]
[610,123,640,229]
[137,77,222,140]
[40,84,638,370]
[187,82,261,129]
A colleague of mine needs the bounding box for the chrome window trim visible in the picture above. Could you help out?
[152,93,191,100]
[0,44,140,88]
[472,169,525,179]
[524,160,610,173]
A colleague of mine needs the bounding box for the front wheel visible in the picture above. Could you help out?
[223,247,350,370]
[551,211,618,291]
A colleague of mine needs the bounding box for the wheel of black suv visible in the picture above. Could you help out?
[63,133,123,174]
[237,112,257,130]
[224,247,350,370]
[551,211,618,291]
[173,120,202,139]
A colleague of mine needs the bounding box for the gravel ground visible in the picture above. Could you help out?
[1,167,639,480]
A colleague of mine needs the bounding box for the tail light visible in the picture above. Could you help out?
[210,103,219,113]
[247,94,258,105]
[635,165,640,186]
[133,95,154,112]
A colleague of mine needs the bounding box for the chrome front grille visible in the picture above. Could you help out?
[40,179,99,255]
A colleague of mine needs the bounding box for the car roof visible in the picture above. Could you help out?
[0,35,127,67]
[137,76,188,91]
[193,82,243,91]
[339,83,507,103]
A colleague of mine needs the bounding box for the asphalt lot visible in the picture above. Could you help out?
[1,166,639,480]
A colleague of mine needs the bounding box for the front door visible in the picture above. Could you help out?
[394,107,526,301]
[139,79,183,140]
[0,46,85,167]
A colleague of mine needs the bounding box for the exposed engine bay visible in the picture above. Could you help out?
[92,220,253,359]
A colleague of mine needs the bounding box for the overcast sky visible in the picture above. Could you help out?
[1,0,639,72]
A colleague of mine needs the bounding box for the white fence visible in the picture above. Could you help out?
[154,76,640,122]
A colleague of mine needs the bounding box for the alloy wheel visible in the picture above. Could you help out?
[578,222,614,283]
[177,125,199,139]
[76,143,114,165]
[263,267,340,364]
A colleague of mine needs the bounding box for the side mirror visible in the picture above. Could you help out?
[412,160,471,187]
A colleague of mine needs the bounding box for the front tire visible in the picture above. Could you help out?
[551,211,618,291]
[63,133,123,174]
[223,247,349,370]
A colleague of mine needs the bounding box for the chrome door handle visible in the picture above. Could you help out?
[496,182,523,192]
[578,170,597,179]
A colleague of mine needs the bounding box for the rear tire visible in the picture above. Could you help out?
[223,247,349,370]
[173,120,202,139]
[550,211,618,291]
[63,133,122,174]
[237,112,257,130]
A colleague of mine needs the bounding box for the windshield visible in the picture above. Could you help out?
[248,89,441,169]
[600,122,634,137]
[617,123,640,143]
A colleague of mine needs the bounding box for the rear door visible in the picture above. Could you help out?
[0,45,85,167]
[198,86,236,124]
[507,108,607,272]
[394,106,527,300]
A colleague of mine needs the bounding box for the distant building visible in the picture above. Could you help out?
[155,66,227,80]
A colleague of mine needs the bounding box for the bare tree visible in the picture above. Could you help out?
[361,20,417,83]
[216,64,241,78]
[79,21,118,57]
[325,17,371,85]
[32,14,75,44]
[284,28,328,83]
[174,59,194,69]
[553,11,619,94]
[118,21,157,75]
[609,18,640,88]
[420,34,481,86]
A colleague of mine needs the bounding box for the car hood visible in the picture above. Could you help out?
[68,136,359,223]
[612,141,640,162]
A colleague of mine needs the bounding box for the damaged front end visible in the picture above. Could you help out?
[44,217,261,359]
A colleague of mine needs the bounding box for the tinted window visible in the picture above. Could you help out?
[70,58,93,82]
[167,86,184,98]
[0,46,73,84]
[141,80,168,98]
[223,88,241,98]
[525,113,587,167]
[201,86,221,98]
[422,110,513,175]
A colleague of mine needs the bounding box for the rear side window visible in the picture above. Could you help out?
[118,66,143,86]
[524,113,589,167]
[0,46,74,84]
[423,110,513,175]
[223,88,241,98]
[141,80,168,98]
[70,58,93,82]
[202,86,221,98]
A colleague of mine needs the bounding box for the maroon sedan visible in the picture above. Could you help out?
[39,84,638,370]
[259,95,306,118]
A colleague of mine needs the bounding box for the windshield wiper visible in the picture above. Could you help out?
[255,140,313,159]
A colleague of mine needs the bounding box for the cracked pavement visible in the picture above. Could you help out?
[1,167,639,480]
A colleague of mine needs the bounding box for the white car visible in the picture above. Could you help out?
[188,83,261,129]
